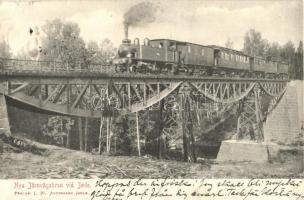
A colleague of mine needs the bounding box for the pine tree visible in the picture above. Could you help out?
[295,41,303,80]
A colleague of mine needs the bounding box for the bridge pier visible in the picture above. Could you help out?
[263,81,302,144]
[217,81,303,164]
[0,94,11,136]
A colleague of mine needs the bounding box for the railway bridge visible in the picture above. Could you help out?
[0,58,290,162]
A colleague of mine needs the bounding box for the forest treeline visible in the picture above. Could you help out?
[241,29,303,80]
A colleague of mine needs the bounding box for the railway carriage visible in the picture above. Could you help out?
[208,46,251,76]
[251,57,278,78]
[277,62,289,78]
[169,42,215,67]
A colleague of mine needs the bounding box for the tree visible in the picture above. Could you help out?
[110,115,133,155]
[40,19,87,68]
[0,40,11,58]
[280,41,296,78]
[86,41,99,63]
[280,41,295,63]
[295,41,303,80]
[225,38,234,49]
[42,116,74,146]
[41,19,117,67]
[265,42,281,59]
[0,40,12,70]
[39,19,87,149]
[243,29,267,57]
[15,48,30,60]
[242,29,301,79]
[86,39,116,65]
[100,38,116,62]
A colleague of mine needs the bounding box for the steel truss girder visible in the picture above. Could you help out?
[189,81,256,104]
[0,79,288,119]
[259,82,287,97]
[1,80,181,118]
[0,78,289,163]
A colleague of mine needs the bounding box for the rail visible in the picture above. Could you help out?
[0,57,290,82]
[0,57,113,73]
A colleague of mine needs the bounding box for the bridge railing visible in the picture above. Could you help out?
[0,57,114,73]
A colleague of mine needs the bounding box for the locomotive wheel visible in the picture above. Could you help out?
[115,64,127,73]
[184,68,188,74]
[157,66,162,74]
[144,64,152,74]
[142,65,147,74]
[115,65,121,73]
[206,68,213,76]
[163,63,172,75]
[128,64,137,73]
[187,67,194,75]
[171,64,179,75]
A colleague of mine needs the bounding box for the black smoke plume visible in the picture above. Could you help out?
[123,2,159,38]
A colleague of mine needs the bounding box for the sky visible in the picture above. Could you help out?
[0,0,303,55]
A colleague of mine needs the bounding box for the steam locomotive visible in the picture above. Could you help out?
[113,29,289,79]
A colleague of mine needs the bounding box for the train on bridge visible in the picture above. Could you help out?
[113,35,289,79]
[0,25,289,80]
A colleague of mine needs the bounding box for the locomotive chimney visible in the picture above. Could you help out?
[122,24,131,45]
